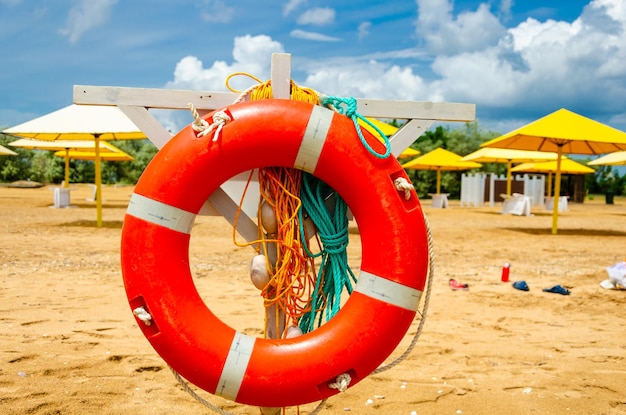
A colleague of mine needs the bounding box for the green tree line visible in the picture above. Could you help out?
[0,134,158,185]
[1,122,624,197]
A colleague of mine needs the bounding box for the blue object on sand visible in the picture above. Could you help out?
[512,280,529,291]
[543,285,571,295]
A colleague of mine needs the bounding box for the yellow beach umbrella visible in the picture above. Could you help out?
[0,144,17,156]
[358,117,398,137]
[511,158,595,175]
[402,147,482,194]
[511,158,595,197]
[3,104,147,227]
[461,147,558,196]
[481,108,626,234]
[588,151,626,166]
[398,147,420,159]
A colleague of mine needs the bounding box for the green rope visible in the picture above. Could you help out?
[321,95,391,159]
[298,173,356,333]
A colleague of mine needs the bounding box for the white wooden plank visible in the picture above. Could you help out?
[74,85,238,110]
[356,99,475,121]
[389,119,435,157]
[271,53,291,99]
[75,85,475,121]
[117,105,172,149]
[208,188,259,246]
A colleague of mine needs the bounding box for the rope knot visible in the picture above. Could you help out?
[394,177,414,200]
[132,306,152,326]
[328,373,351,392]
[321,95,391,159]
[318,227,349,255]
[323,96,358,118]
[188,103,232,142]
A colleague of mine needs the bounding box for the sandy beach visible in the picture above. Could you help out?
[1,183,625,415]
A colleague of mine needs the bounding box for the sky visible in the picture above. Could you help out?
[1,0,625,139]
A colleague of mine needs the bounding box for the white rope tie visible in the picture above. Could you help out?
[188,103,232,141]
[132,306,152,326]
[394,177,414,200]
[189,102,209,132]
[328,373,351,392]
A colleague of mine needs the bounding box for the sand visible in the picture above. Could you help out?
[1,184,625,415]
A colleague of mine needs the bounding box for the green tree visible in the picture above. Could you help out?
[0,133,158,185]
[403,121,500,198]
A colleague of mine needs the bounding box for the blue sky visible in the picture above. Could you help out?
[1,0,624,138]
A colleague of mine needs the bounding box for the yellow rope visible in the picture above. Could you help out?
[225,72,319,104]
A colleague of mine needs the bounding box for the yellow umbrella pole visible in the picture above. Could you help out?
[64,149,70,188]
[94,134,103,228]
[436,169,441,194]
[551,147,563,235]
[506,160,512,196]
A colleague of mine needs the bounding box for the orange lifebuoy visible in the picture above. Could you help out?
[121,99,429,407]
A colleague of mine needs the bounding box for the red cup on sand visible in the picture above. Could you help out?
[501,262,510,282]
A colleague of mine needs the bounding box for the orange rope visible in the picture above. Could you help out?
[258,167,316,332]
[227,74,321,338]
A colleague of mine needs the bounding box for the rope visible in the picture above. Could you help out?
[188,103,231,141]
[132,306,152,326]
[328,373,352,392]
[257,167,317,331]
[394,177,414,200]
[226,72,320,105]
[321,95,391,159]
[297,173,356,333]
[172,362,331,415]
[372,211,435,374]
[170,366,236,415]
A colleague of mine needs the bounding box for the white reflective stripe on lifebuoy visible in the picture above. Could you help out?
[355,271,422,311]
[216,331,256,401]
[294,105,334,173]
[126,193,195,234]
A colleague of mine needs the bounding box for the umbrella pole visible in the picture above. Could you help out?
[436,169,441,194]
[506,160,512,196]
[64,149,70,188]
[94,134,103,228]
[551,148,563,235]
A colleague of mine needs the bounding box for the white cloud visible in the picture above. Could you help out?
[499,0,514,21]
[59,0,117,43]
[358,21,372,40]
[160,35,284,131]
[422,0,626,117]
[303,60,432,102]
[297,7,335,26]
[290,29,341,42]
[415,0,506,55]
[283,0,306,17]
[198,0,234,23]
[165,35,284,92]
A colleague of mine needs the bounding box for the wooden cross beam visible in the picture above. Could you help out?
[73,53,475,243]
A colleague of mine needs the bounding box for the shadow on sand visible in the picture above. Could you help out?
[58,220,124,229]
[503,227,626,237]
